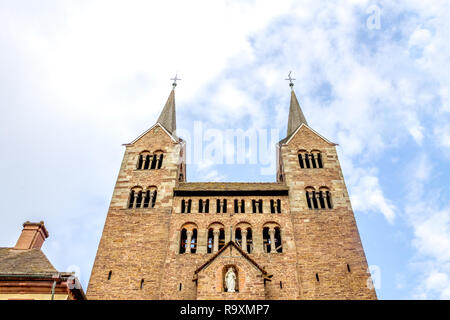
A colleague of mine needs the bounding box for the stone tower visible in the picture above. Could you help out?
[87,81,377,300]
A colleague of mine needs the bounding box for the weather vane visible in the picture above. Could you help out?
[285,71,296,89]
[171,74,181,88]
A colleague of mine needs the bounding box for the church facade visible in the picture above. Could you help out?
[87,82,377,300]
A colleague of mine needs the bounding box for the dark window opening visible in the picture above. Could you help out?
[319,191,326,209]
[151,191,157,208]
[199,199,204,213]
[107,271,112,280]
[277,199,281,213]
[179,229,187,254]
[312,191,319,209]
[298,154,305,168]
[311,153,317,168]
[143,155,151,170]
[306,191,312,209]
[263,227,271,253]
[157,154,164,169]
[137,155,143,169]
[305,153,311,168]
[179,283,182,291]
[205,199,209,213]
[316,273,320,282]
[317,153,323,168]
[246,228,253,253]
[150,155,158,169]
[258,199,263,213]
[280,281,283,289]
[347,264,351,272]
[234,199,239,213]
[216,199,221,213]
[252,200,257,213]
[241,200,245,213]
[275,227,282,253]
[181,200,186,213]
[326,191,333,209]
[140,279,144,290]
[207,229,213,253]
[135,191,143,208]
[186,199,192,213]
[270,200,275,213]
[222,199,227,213]
[218,229,225,250]
[190,229,197,254]
[128,190,135,209]
[235,228,242,247]
[143,190,150,208]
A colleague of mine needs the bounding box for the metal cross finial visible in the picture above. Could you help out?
[285,71,296,89]
[171,74,181,88]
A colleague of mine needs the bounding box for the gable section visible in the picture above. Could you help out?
[194,241,268,278]
[280,124,337,148]
[124,123,180,147]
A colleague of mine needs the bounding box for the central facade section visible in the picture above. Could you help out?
[162,182,295,299]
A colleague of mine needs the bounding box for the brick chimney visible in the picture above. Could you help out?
[14,221,49,250]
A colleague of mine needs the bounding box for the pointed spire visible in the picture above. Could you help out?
[156,85,177,134]
[286,88,308,137]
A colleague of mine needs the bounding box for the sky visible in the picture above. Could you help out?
[0,0,449,299]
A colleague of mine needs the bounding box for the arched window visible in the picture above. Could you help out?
[135,190,143,208]
[216,199,227,213]
[263,224,282,253]
[181,199,192,213]
[298,150,324,169]
[252,200,263,213]
[207,224,225,253]
[270,200,281,213]
[137,151,164,170]
[234,200,245,213]
[142,188,157,208]
[306,187,332,210]
[179,225,197,254]
[128,187,144,209]
[198,199,209,213]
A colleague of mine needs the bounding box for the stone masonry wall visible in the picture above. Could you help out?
[87,126,182,299]
[279,125,377,299]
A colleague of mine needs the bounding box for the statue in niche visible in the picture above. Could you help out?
[225,267,237,292]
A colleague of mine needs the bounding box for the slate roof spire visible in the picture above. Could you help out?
[156,77,179,134]
[286,82,308,137]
